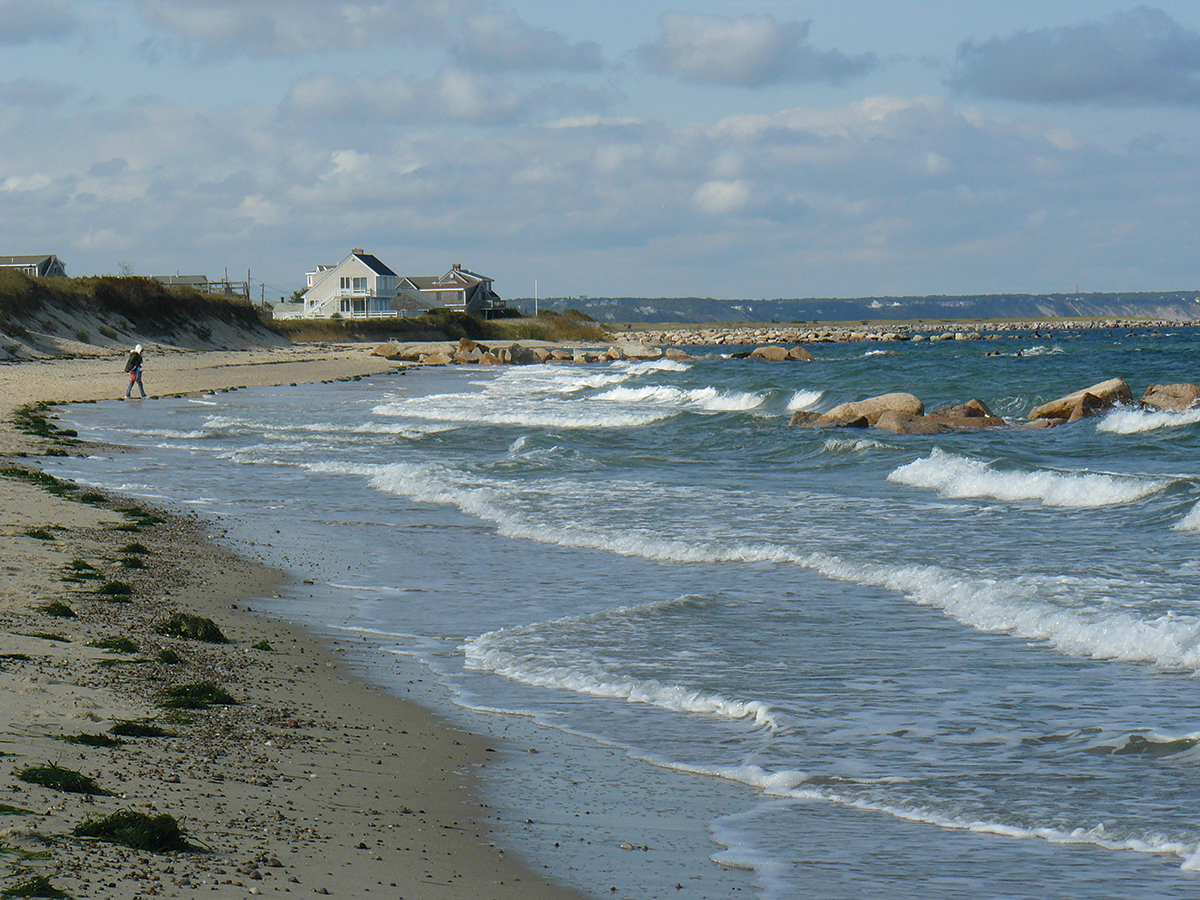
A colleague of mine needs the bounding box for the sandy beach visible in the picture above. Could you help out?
[0,344,585,899]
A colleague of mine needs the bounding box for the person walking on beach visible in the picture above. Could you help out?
[124,344,146,398]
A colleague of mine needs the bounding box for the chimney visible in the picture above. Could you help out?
[352,247,364,255]
[453,263,461,270]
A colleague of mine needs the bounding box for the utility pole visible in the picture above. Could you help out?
[535,279,538,316]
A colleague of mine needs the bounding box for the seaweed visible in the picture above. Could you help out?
[154,613,227,643]
[0,875,71,898]
[158,682,237,710]
[118,556,145,569]
[73,809,197,853]
[58,733,123,748]
[119,542,149,555]
[109,720,176,739]
[156,648,180,665]
[23,528,55,541]
[95,581,132,600]
[251,640,274,652]
[87,637,138,654]
[17,763,110,795]
[37,602,75,619]
[0,803,33,815]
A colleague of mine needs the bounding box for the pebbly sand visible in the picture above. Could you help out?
[0,344,585,898]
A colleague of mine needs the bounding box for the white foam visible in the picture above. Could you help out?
[889,448,1168,508]
[464,603,781,730]
[786,389,823,412]
[1176,502,1200,533]
[823,436,888,454]
[1098,407,1200,434]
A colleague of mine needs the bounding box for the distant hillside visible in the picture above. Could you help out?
[522,292,1200,324]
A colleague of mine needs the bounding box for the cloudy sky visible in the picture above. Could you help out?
[3,1,1200,300]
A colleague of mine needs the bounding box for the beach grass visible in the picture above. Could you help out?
[0,803,33,816]
[94,580,132,600]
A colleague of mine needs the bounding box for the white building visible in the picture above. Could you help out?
[289,249,401,318]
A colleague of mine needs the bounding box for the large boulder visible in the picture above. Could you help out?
[372,341,403,360]
[419,351,453,366]
[1028,378,1131,421]
[822,393,924,425]
[615,341,663,360]
[749,345,789,361]
[1140,383,1200,412]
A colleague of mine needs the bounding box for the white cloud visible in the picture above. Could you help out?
[639,12,875,87]
[134,0,479,56]
[453,11,603,72]
[284,69,528,125]
[693,180,751,215]
[0,0,79,45]
[951,7,1200,105]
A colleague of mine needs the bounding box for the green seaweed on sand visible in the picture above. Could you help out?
[118,556,145,569]
[154,613,227,643]
[37,602,75,618]
[251,640,274,652]
[58,733,123,748]
[87,637,138,653]
[156,648,180,664]
[23,528,55,541]
[95,580,132,600]
[0,803,33,816]
[119,542,150,555]
[109,720,177,739]
[17,763,110,796]
[73,809,198,853]
[158,682,237,710]
[0,875,71,898]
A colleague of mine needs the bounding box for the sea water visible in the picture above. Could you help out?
[48,327,1200,898]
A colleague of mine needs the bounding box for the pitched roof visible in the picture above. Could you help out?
[0,255,56,266]
[353,251,397,277]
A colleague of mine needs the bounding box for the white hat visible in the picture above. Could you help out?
[134,344,142,353]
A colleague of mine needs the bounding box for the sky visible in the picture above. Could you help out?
[3,1,1200,301]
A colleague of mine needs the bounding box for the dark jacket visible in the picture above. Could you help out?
[124,351,142,373]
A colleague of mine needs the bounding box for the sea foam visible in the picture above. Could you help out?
[1097,408,1200,434]
[889,448,1168,507]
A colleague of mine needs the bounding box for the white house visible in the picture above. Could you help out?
[293,249,401,318]
[274,252,504,319]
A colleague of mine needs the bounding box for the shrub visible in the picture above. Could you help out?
[73,809,195,853]
[155,613,227,643]
[98,325,118,339]
[158,682,237,709]
[74,329,89,343]
[120,542,150,555]
[17,763,110,795]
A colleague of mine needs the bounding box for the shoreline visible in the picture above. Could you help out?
[0,345,585,898]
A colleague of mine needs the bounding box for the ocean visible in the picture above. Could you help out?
[50,326,1200,899]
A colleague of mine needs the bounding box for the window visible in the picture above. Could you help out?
[340,298,350,312]
[340,277,350,290]
[353,277,367,292]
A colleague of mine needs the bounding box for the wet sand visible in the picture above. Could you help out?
[0,344,585,898]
